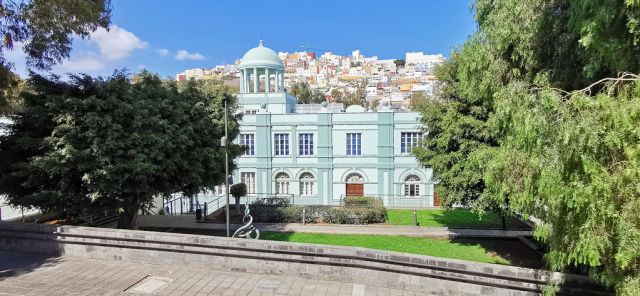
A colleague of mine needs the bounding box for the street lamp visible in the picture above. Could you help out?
[222,100,230,237]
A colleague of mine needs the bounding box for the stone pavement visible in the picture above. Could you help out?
[138,215,532,238]
[0,251,425,296]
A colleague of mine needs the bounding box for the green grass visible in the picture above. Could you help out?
[386,209,529,229]
[260,232,511,265]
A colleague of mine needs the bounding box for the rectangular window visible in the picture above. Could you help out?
[274,134,289,156]
[346,133,362,156]
[401,132,422,154]
[405,183,420,197]
[241,172,255,194]
[240,134,255,156]
[298,133,314,156]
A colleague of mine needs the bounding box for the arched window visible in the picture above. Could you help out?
[299,173,315,196]
[404,175,420,197]
[345,173,364,184]
[275,172,290,195]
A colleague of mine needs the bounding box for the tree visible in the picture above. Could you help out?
[0,0,111,114]
[394,59,405,68]
[334,81,367,108]
[416,0,640,293]
[229,183,247,213]
[0,71,242,229]
[289,81,325,104]
[408,92,428,111]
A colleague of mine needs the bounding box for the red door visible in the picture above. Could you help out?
[346,184,364,196]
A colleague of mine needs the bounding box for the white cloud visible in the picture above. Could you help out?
[175,50,205,61]
[58,53,105,73]
[156,48,170,56]
[89,25,148,60]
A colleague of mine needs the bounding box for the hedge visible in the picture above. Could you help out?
[249,196,386,224]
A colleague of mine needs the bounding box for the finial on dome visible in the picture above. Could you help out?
[259,39,264,47]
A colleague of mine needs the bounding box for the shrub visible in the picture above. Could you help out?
[229,183,247,198]
[343,196,383,208]
[252,197,291,206]
[249,203,386,224]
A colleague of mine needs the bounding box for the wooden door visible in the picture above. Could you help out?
[346,184,364,196]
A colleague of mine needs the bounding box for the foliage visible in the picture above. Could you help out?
[417,0,640,292]
[0,0,111,114]
[229,183,247,199]
[289,81,325,104]
[260,232,513,265]
[394,59,405,68]
[251,203,386,224]
[251,196,292,206]
[484,79,640,291]
[342,196,382,208]
[413,36,507,210]
[0,71,241,229]
[408,92,428,111]
[333,81,367,108]
[385,209,529,229]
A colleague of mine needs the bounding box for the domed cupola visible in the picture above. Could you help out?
[238,40,285,94]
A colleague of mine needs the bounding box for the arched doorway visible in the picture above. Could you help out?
[345,173,364,196]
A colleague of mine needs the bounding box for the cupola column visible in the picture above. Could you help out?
[265,68,270,93]
[253,67,258,94]
[280,71,285,91]
[275,71,280,92]
[239,69,247,94]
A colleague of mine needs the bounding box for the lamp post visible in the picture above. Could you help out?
[223,100,230,237]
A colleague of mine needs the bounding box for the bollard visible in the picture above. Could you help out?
[413,208,418,227]
[302,208,306,225]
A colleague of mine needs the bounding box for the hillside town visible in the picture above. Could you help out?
[176,48,444,110]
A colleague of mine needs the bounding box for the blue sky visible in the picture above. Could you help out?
[8,1,477,78]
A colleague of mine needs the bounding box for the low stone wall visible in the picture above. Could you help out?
[0,222,609,296]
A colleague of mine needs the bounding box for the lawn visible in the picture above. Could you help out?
[260,232,515,265]
[385,208,530,229]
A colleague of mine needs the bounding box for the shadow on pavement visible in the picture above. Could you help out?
[0,251,62,281]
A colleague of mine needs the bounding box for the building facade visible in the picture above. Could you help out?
[230,41,434,207]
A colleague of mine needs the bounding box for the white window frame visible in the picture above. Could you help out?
[275,172,290,195]
[401,132,422,154]
[346,133,362,156]
[298,133,314,156]
[240,133,255,156]
[299,173,315,196]
[241,172,256,194]
[274,133,290,156]
[404,175,420,197]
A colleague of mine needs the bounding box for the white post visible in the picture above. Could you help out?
[253,67,258,93]
[280,71,285,92]
[265,68,270,93]
[239,69,244,93]
[276,71,280,92]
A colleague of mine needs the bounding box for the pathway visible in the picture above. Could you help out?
[0,251,422,296]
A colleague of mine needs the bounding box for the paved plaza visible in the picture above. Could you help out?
[0,251,426,296]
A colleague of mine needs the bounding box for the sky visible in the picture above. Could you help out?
[8,0,477,79]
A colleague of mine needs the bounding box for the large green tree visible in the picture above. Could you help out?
[0,71,241,229]
[0,0,111,115]
[417,0,640,293]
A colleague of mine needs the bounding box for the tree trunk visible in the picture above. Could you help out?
[501,214,506,230]
[118,204,140,229]
[235,197,241,215]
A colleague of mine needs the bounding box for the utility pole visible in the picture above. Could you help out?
[224,100,230,237]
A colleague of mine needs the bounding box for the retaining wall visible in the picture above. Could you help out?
[0,222,609,296]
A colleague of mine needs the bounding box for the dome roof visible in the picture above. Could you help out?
[239,40,284,69]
